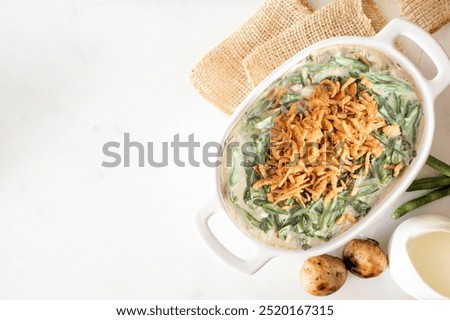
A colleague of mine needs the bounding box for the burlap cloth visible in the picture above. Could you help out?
[243,0,386,87]
[400,0,450,34]
[190,0,313,114]
[190,0,448,114]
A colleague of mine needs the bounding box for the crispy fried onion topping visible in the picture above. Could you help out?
[253,77,391,206]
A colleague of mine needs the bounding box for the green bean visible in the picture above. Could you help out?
[426,155,450,178]
[254,115,273,130]
[332,56,369,73]
[245,167,257,188]
[392,186,450,219]
[404,105,420,144]
[356,183,380,197]
[279,93,301,105]
[246,99,273,120]
[245,211,272,232]
[304,63,335,73]
[288,69,308,85]
[363,72,412,91]
[350,199,371,216]
[392,92,403,115]
[407,175,450,192]
[312,199,346,241]
[260,217,274,232]
[252,199,288,216]
[243,186,265,207]
[300,211,320,237]
[289,74,303,85]
[228,147,240,187]
[372,93,396,123]
[281,206,305,228]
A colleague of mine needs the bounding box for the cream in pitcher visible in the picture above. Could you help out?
[389,214,450,299]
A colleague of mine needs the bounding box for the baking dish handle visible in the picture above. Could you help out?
[194,194,275,275]
[374,18,450,100]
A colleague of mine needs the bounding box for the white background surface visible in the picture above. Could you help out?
[0,0,449,299]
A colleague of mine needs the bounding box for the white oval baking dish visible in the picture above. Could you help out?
[195,18,450,274]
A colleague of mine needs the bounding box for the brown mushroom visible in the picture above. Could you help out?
[342,238,388,278]
[300,254,347,296]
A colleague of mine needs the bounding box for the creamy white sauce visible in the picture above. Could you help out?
[408,231,450,297]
